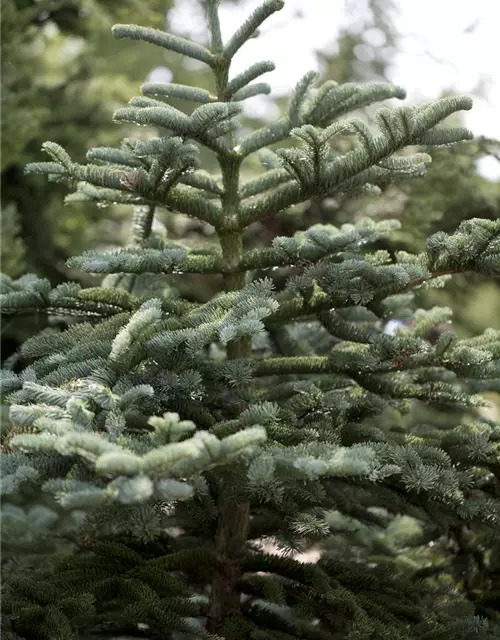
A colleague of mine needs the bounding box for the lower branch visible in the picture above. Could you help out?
[265,269,460,327]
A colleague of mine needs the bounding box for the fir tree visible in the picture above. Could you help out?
[2,1,500,638]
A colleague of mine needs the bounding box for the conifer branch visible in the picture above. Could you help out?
[232,82,271,102]
[27,153,223,226]
[141,82,217,104]
[223,0,285,59]
[238,165,290,198]
[237,117,294,156]
[227,61,276,97]
[251,350,457,379]
[179,169,224,195]
[265,265,497,328]
[164,185,223,225]
[238,97,474,227]
[112,24,215,66]
[206,0,224,52]
[67,248,224,275]
[3,220,497,322]
[237,81,406,158]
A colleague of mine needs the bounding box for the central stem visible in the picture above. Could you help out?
[219,227,251,360]
[206,19,252,631]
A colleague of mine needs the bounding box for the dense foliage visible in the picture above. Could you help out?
[2,2,500,638]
